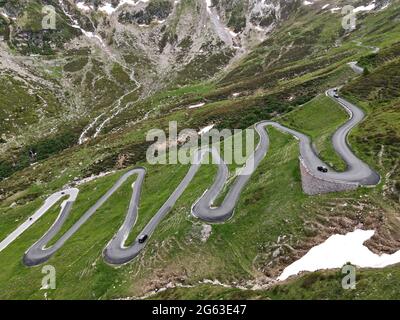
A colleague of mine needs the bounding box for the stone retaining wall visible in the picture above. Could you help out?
[299,158,358,195]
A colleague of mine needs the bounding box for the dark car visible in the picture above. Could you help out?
[138,234,148,244]
[317,166,328,173]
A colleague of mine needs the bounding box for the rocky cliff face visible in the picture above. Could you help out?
[0,0,394,110]
[56,0,303,87]
[0,0,306,170]
[13,0,392,88]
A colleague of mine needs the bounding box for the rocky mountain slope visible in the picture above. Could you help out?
[0,0,304,168]
[0,0,399,300]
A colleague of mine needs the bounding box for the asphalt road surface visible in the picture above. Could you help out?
[1,89,379,267]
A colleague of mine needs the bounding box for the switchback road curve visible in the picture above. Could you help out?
[0,89,380,266]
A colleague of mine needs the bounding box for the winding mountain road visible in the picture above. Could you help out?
[0,86,379,266]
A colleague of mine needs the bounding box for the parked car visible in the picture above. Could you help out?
[317,166,328,173]
[138,234,148,244]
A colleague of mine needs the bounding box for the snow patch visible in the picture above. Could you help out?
[76,1,93,12]
[354,1,376,13]
[330,7,341,12]
[98,0,149,15]
[198,124,215,135]
[99,3,118,15]
[278,229,400,281]
[188,102,205,109]
[205,0,213,14]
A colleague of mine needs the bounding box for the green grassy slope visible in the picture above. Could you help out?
[0,2,399,300]
[0,86,398,299]
[279,94,348,171]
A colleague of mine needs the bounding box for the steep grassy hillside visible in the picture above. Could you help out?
[1,86,398,299]
[0,0,399,300]
[279,94,348,171]
[343,55,400,202]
